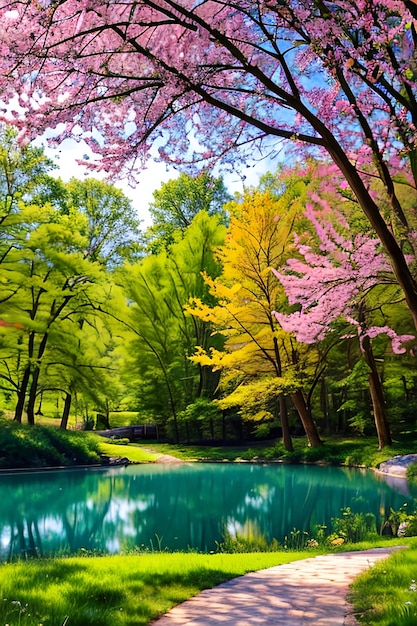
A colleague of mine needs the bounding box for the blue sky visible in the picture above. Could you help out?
[39,136,269,228]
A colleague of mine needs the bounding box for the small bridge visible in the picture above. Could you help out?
[96,424,159,442]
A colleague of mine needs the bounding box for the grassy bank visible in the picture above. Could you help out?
[350,539,417,625]
[114,429,417,468]
[0,539,412,626]
[0,551,309,626]
[0,419,102,469]
[3,408,417,469]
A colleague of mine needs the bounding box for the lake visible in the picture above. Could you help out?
[0,463,414,561]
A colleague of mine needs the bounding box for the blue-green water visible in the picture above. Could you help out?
[0,463,415,560]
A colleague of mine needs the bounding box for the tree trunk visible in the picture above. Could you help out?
[321,129,417,331]
[36,391,44,415]
[362,336,392,450]
[60,393,72,429]
[279,395,293,452]
[26,333,49,425]
[14,366,31,423]
[26,366,40,425]
[290,390,322,447]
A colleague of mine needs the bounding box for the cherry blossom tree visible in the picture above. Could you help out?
[1,1,417,324]
[272,201,414,449]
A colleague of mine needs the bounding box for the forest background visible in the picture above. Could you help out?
[0,127,415,455]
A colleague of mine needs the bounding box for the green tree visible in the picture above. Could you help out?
[5,207,107,424]
[62,177,143,268]
[144,172,230,252]
[0,131,139,424]
[117,211,226,442]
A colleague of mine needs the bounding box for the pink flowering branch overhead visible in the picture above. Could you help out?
[1,1,417,325]
[0,1,415,179]
[272,203,414,354]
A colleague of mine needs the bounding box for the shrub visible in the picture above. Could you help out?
[106,438,130,445]
[331,507,376,543]
[283,528,311,550]
[406,462,417,481]
[0,419,101,469]
[383,504,417,537]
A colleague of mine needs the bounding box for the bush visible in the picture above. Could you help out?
[0,419,101,469]
[383,504,417,537]
[106,437,130,445]
[331,507,376,543]
[283,528,311,550]
[406,462,417,481]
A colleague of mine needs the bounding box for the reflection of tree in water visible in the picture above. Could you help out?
[0,465,415,560]
[0,469,116,561]
[7,518,42,561]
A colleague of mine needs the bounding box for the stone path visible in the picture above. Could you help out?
[151,547,402,626]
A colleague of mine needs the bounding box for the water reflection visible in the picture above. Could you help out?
[0,463,415,561]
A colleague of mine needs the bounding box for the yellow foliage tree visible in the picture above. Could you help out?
[187,185,322,449]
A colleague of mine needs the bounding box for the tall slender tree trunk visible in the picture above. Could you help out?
[36,391,44,415]
[320,377,331,434]
[290,390,322,447]
[26,333,49,425]
[60,393,72,429]
[26,366,40,425]
[317,126,417,331]
[362,336,392,450]
[272,334,294,451]
[14,366,31,423]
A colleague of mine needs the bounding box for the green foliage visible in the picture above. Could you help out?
[0,551,308,626]
[63,177,143,267]
[178,397,223,441]
[108,412,142,427]
[350,542,417,626]
[407,462,417,480]
[331,507,377,543]
[145,172,230,253]
[118,211,226,441]
[216,529,281,553]
[383,503,417,537]
[0,419,101,469]
[283,529,311,550]
[105,437,130,445]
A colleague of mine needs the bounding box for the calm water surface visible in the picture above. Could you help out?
[0,463,415,560]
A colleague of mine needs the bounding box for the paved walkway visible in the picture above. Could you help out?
[152,547,402,626]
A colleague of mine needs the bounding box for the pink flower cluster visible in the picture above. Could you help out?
[272,202,414,354]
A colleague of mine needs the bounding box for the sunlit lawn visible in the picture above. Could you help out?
[350,540,417,626]
[0,540,413,626]
[98,440,159,462]
[0,551,310,626]
[134,432,417,468]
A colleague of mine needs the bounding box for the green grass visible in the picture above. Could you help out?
[98,440,159,463]
[137,431,417,468]
[0,419,101,469]
[0,551,310,626]
[0,540,411,626]
[350,539,417,625]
